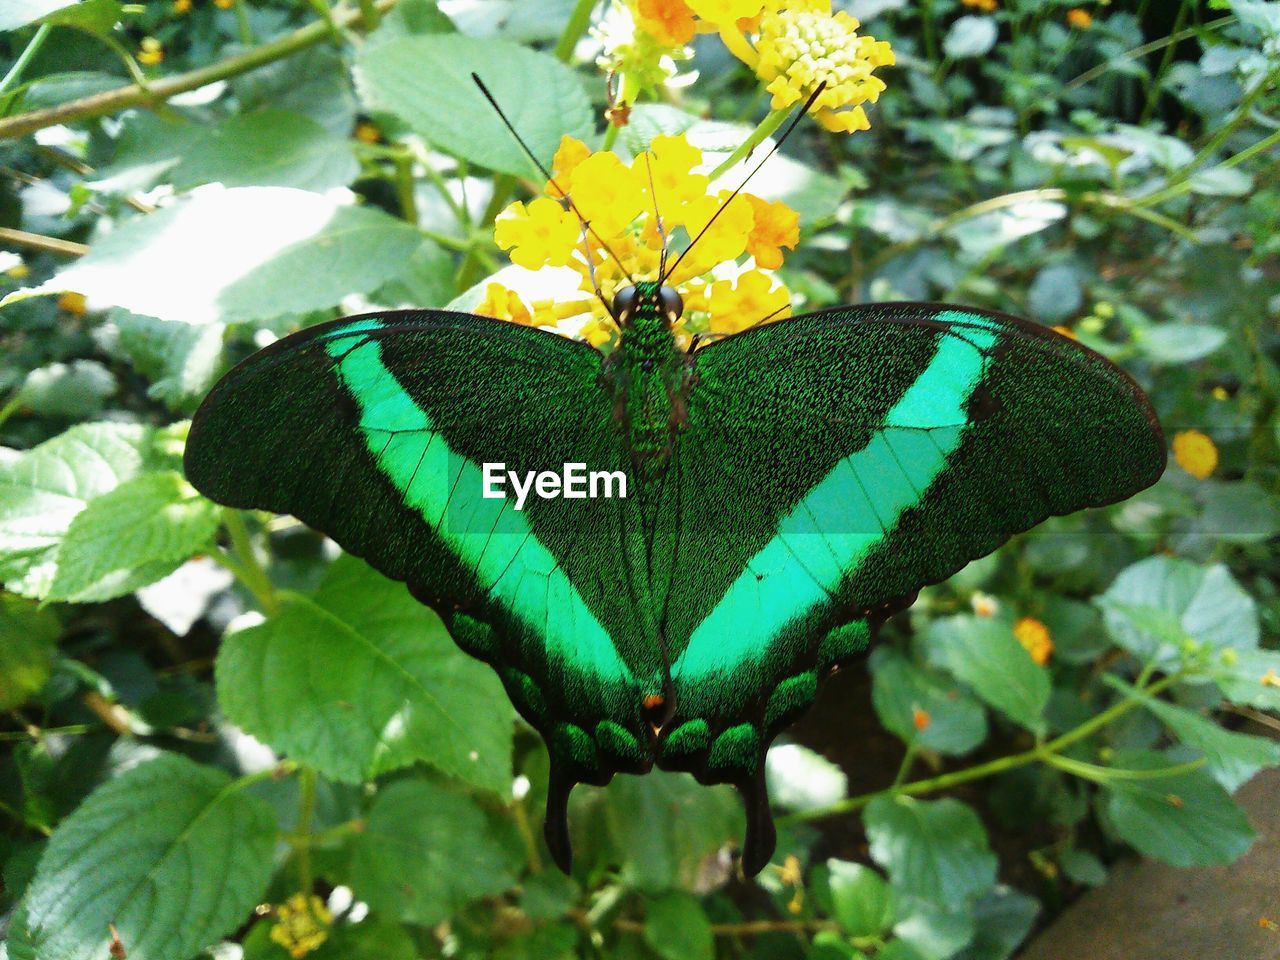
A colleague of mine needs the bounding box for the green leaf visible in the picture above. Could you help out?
[864,795,997,908]
[1137,324,1228,363]
[1058,849,1107,886]
[573,771,741,893]
[1189,165,1253,197]
[351,779,520,926]
[1027,263,1082,323]
[16,360,116,418]
[115,312,226,411]
[644,892,714,960]
[951,886,1039,960]
[216,555,514,792]
[21,753,276,960]
[47,471,219,603]
[1102,750,1255,867]
[354,35,593,177]
[6,187,422,326]
[169,110,360,192]
[0,594,59,710]
[0,423,158,597]
[944,16,999,58]
[925,616,1050,732]
[35,0,118,32]
[1097,557,1259,662]
[1210,648,1280,710]
[826,861,894,938]
[871,647,988,755]
[1106,676,1280,791]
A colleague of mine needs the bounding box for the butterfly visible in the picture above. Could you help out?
[185,287,1164,874]
[184,81,1165,877]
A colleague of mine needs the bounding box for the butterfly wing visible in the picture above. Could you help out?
[654,303,1164,872]
[185,311,663,868]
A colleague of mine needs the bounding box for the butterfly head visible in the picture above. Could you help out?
[612,282,683,329]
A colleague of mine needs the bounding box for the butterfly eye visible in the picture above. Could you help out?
[657,286,683,323]
[612,285,639,323]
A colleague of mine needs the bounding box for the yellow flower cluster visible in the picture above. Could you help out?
[270,894,332,958]
[602,0,893,134]
[962,0,997,10]
[480,133,798,348]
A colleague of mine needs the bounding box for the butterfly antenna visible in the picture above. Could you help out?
[642,151,669,279]
[661,82,826,286]
[471,73,637,305]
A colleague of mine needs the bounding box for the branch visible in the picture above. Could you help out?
[0,0,402,142]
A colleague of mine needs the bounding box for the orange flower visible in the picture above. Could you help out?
[912,705,931,731]
[962,0,997,10]
[1013,617,1053,666]
[636,0,697,46]
[1066,7,1093,28]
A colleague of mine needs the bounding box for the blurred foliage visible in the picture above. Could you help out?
[1,0,1279,958]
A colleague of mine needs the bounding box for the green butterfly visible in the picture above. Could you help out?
[185,282,1164,875]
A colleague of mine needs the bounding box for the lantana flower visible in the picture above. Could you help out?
[479,133,799,351]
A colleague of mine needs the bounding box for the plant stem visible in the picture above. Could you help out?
[707,107,790,182]
[1140,0,1189,124]
[0,0,403,141]
[920,0,938,64]
[295,766,317,894]
[233,0,255,46]
[554,0,596,62]
[0,23,52,99]
[0,226,89,256]
[393,151,419,225]
[782,672,1186,825]
[1135,127,1280,209]
[1065,16,1234,92]
[221,508,280,615]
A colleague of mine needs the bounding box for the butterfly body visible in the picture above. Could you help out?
[185,300,1164,876]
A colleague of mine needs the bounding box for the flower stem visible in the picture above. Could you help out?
[554,0,596,63]
[781,671,1186,825]
[707,107,790,183]
[221,508,280,615]
[294,766,318,894]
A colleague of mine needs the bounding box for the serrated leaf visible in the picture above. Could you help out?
[351,780,520,925]
[925,616,1050,732]
[170,110,360,191]
[0,594,59,710]
[871,647,988,755]
[1102,750,1255,867]
[22,753,276,960]
[645,891,713,960]
[6,187,422,326]
[0,423,157,597]
[1097,557,1259,662]
[827,861,894,938]
[46,471,219,602]
[216,555,513,792]
[865,795,997,908]
[354,35,593,177]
